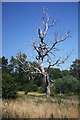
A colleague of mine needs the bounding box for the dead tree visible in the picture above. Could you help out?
[32,9,71,97]
[19,9,71,97]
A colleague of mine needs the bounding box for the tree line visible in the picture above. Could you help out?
[0,52,80,99]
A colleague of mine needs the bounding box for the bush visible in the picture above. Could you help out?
[54,75,79,95]
[2,72,18,99]
[50,84,55,96]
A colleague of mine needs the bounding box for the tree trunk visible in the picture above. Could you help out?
[46,73,50,97]
[40,57,50,97]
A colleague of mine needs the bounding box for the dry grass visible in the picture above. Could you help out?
[27,92,46,96]
[2,92,79,118]
[17,91,46,96]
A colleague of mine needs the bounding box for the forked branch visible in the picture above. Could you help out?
[47,51,72,72]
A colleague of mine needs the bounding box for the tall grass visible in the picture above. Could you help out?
[2,92,78,118]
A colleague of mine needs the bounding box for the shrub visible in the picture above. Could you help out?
[50,84,55,96]
[54,75,79,94]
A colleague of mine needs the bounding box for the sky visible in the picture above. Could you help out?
[2,2,78,70]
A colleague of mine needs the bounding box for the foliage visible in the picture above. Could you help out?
[49,68,62,80]
[70,59,80,80]
[1,55,80,98]
[37,84,46,93]
[9,56,17,73]
[54,75,79,94]
[50,84,55,96]
[2,71,18,99]
[33,74,44,87]
[61,70,70,77]
[0,56,10,73]
[24,81,38,93]
[1,56,8,69]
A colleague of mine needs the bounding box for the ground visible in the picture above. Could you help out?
[2,92,79,118]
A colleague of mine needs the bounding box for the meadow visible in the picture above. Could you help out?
[2,92,79,119]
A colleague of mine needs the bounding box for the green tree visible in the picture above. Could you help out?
[0,56,12,73]
[54,75,79,94]
[9,56,17,73]
[9,53,30,91]
[2,56,8,69]
[62,70,70,77]
[2,71,18,99]
[0,56,18,99]
[70,59,80,80]
[49,68,62,80]
[0,56,9,73]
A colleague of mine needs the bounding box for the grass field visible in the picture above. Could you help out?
[2,92,79,118]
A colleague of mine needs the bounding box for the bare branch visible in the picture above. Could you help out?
[43,8,46,30]
[50,79,54,83]
[47,59,60,72]
[48,19,56,28]
[47,54,53,62]
[56,51,72,66]
[18,56,42,74]
[20,67,29,73]
[43,31,70,57]
[39,9,57,41]
[38,27,43,39]
[20,66,42,74]
[31,65,42,74]
[49,51,55,56]
[47,51,72,72]
[33,39,41,55]
[43,16,50,38]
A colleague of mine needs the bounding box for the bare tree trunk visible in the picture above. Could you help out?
[40,57,50,97]
[46,73,50,97]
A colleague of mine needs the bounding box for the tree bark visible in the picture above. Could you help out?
[46,73,50,97]
[40,57,50,97]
